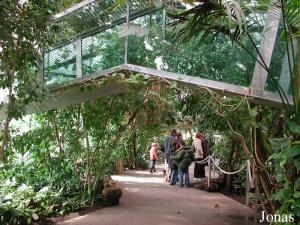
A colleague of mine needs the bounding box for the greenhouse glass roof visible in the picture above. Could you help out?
[1,0,290,119]
[51,0,158,49]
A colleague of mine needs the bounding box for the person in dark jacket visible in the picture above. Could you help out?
[201,134,210,159]
[164,129,178,184]
[171,143,194,188]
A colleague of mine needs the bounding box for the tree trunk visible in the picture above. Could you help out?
[131,118,137,169]
[113,111,138,145]
[73,105,82,176]
[225,141,235,192]
[50,113,64,156]
[253,106,278,214]
[83,108,91,191]
[294,39,300,123]
[84,98,115,189]
[0,76,14,161]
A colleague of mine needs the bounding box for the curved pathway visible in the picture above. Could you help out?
[58,165,257,225]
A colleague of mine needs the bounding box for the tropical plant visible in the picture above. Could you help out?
[168,0,300,220]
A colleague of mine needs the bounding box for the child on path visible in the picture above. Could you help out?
[149,143,158,173]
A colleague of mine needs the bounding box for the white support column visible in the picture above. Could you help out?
[208,157,211,189]
[76,38,83,78]
[162,9,166,42]
[250,9,280,94]
[39,49,45,83]
[124,3,130,64]
[212,155,216,177]
[245,160,251,206]
[254,172,259,224]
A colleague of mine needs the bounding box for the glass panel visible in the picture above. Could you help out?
[265,23,291,94]
[128,11,164,68]
[44,6,266,88]
[82,26,125,76]
[44,42,76,85]
[127,9,259,87]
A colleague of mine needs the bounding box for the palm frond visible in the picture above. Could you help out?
[284,0,300,38]
[168,0,263,44]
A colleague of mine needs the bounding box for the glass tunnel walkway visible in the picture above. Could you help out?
[0,0,294,120]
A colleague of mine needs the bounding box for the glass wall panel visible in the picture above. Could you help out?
[44,42,77,85]
[44,5,268,88]
[127,9,258,87]
[265,24,291,94]
[128,11,164,68]
[82,26,124,76]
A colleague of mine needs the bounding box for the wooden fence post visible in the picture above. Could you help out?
[245,160,251,206]
[208,157,211,189]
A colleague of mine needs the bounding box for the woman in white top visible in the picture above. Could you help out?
[193,132,206,180]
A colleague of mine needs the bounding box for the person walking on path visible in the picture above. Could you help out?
[193,132,205,180]
[171,143,194,188]
[164,129,178,182]
[201,134,211,159]
[149,143,158,173]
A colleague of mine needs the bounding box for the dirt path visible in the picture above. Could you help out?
[58,165,257,225]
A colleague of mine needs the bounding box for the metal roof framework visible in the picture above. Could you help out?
[51,0,158,50]
[1,0,292,119]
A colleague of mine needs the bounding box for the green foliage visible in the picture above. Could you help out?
[0,74,184,224]
[269,120,300,222]
[168,0,300,220]
[0,180,89,225]
[0,0,56,117]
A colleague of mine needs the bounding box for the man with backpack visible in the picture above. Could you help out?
[171,142,194,188]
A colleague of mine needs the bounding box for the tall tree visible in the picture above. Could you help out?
[0,0,56,160]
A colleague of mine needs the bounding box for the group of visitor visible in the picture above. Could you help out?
[167,129,210,187]
[148,129,210,187]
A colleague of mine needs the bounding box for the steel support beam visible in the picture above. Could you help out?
[250,8,280,94]
[123,64,293,107]
[39,49,45,83]
[124,3,130,64]
[163,9,166,42]
[49,7,160,51]
[76,38,83,78]
[279,39,297,94]
[54,0,98,20]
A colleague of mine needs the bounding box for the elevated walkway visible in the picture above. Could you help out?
[41,0,295,111]
[0,64,291,120]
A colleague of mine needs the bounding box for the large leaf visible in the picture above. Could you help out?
[269,137,291,151]
[295,177,300,189]
[287,120,300,134]
[287,144,300,158]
